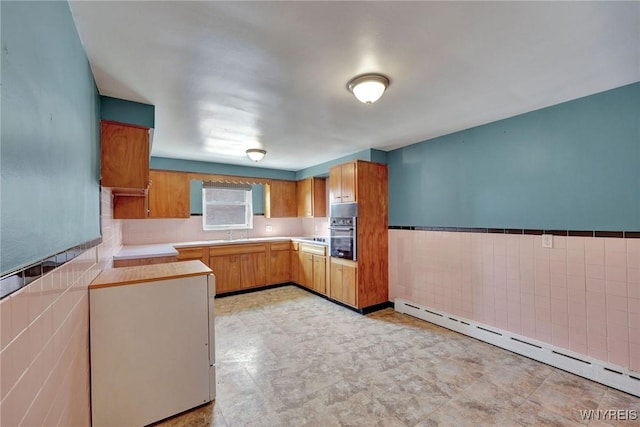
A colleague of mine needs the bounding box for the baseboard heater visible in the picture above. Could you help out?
[395,298,639,398]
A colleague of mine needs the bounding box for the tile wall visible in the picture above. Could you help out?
[0,188,122,426]
[389,230,640,372]
[122,215,327,245]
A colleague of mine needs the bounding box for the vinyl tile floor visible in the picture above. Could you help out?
[155,286,640,427]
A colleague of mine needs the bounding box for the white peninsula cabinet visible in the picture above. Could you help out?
[89,261,216,427]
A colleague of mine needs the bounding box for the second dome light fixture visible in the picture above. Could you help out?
[347,73,390,104]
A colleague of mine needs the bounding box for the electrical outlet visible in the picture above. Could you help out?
[266,225,273,232]
[542,234,553,248]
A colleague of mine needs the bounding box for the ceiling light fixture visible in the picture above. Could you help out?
[246,148,266,162]
[347,73,390,104]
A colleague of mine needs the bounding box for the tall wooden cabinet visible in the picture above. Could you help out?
[328,160,388,310]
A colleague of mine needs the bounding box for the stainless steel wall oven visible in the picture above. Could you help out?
[329,203,358,261]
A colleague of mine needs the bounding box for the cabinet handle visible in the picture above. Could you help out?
[230,257,237,263]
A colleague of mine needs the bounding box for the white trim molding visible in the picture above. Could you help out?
[395,298,640,397]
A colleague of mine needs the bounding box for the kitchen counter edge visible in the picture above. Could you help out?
[90,260,212,289]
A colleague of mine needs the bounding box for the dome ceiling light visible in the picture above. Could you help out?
[347,73,390,104]
[246,148,266,162]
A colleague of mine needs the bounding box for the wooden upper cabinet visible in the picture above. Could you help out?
[265,180,297,218]
[329,162,356,203]
[100,121,150,191]
[148,170,190,218]
[296,177,326,217]
[340,162,356,202]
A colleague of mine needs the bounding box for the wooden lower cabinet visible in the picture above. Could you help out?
[312,255,326,294]
[208,244,267,294]
[330,258,357,307]
[299,252,314,289]
[268,242,291,284]
[295,243,327,295]
[240,253,266,288]
[291,242,300,283]
[209,255,241,294]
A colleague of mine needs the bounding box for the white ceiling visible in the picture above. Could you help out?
[69,1,639,171]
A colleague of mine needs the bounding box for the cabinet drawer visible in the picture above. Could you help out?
[209,243,267,256]
[300,243,326,256]
[177,247,204,260]
[270,242,291,251]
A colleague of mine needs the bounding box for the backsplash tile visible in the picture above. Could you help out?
[121,215,320,245]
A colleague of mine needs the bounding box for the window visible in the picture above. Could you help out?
[202,182,253,230]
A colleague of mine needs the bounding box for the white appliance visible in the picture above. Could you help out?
[90,269,216,426]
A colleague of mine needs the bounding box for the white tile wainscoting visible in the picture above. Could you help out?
[389,229,639,395]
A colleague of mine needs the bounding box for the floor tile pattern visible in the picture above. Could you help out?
[155,286,640,426]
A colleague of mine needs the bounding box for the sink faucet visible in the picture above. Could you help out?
[227,230,233,240]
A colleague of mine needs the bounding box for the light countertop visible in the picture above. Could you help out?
[113,244,179,260]
[172,236,328,249]
[90,260,212,289]
[113,236,328,262]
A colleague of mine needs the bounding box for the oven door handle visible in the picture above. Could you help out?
[329,227,354,231]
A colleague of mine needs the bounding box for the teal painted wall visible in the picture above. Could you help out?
[100,96,155,128]
[295,149,381,180]
[151,157,296,180]
[370,149,388,165]
[387,83,640,230]
[1,1,101,274]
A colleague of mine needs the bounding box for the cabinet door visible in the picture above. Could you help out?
[340,163,357,202]
[341,262,357,307]
[311,178,327,217]
[209,255,241,294]
[148,170,190,218]
[265,180,297,218]
[329,260,343,301]
[241,253,266,289]
[113,194,147,219]
[299,252,314,289]
[269,250,291,284]
[297,178,313,217]
[328,165,342,203]
[330,258,357,307]
[291,246,300,284]
[312,255,326,294]
[101,121,149,189]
